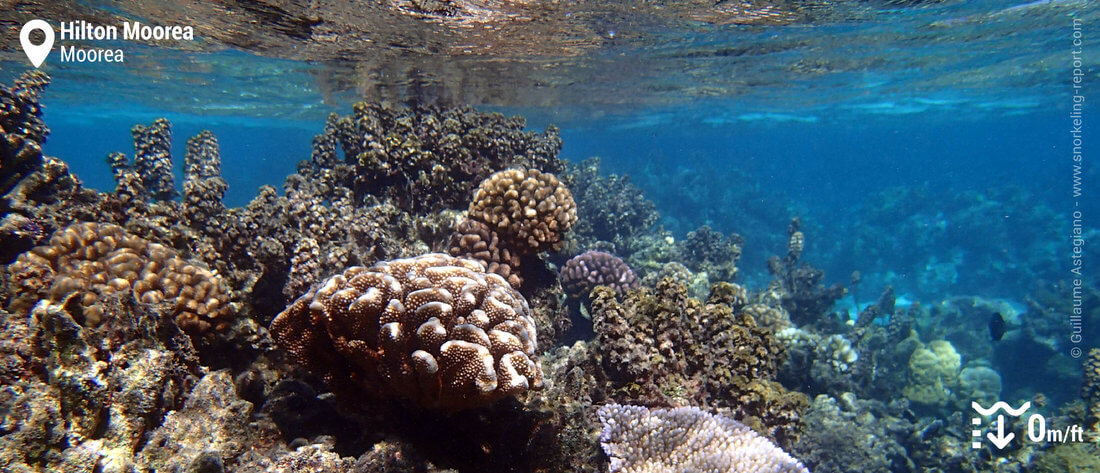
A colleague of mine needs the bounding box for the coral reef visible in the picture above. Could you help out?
[447,218,523,287]
[792,394,911,473]
[320,102,564,214]
[0,71,50,200]
[0,294,200,472]
[182,130,228,228]
[1084,348,1100,438]
[902,340,960,407]
[107,118,177,202]
[597,403,809,473]
[467,168,576,253]
[766,218,846,326]
[590,278,808,445]
[560,250,639,300]
[449,168,576,287]
[270,253,544,410]
[561,158,658,256]
[8,222,234,337]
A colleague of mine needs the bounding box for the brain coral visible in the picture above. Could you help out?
[560,250,639,299]
[8,222,233,336]
[269,253,544,410]
[598,403,810,473]
[468,169,576,252]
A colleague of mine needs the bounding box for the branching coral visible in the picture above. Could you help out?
[8,222,234,336]
[597,403,809,473]
[270,253,544,409]
[107,119,177,202]
[316,102,564,214]
[767,217,846,326]
[0,70,50,199]
[562,157,658,255]
[590,278,807,445]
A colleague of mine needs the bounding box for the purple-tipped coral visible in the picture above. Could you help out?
[561,250,639,299]
[598,403,810,473]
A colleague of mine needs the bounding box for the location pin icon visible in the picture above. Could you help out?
[20,20,55,68]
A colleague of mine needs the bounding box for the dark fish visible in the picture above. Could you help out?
[989,312,1006,341]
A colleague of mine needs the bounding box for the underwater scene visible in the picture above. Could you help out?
[0,0,1098,472]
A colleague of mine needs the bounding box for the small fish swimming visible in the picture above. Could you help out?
[989,312,1006,341]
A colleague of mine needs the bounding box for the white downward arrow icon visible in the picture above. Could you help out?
[987,414,1014,449]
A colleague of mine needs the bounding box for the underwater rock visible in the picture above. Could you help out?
[270,253,544,410]
[560,250,639,301]
[597,403,809,473]
[0,292,201,472]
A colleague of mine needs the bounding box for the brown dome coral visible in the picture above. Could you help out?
[561,250,639,299]
[8,222,234,336]
[269,253,544,410]
[468,169,576,252]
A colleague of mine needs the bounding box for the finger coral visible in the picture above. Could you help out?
[598,403,810,473]
[468,168,576,252]
[560,250,639,299]
[8,222,234,336]
[269,253,544,410]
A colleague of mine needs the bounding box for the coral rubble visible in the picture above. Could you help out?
[270,253,544,409]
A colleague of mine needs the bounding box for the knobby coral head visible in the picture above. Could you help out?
[270,253,544,410]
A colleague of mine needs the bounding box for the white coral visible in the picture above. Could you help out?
[597,403,810,473]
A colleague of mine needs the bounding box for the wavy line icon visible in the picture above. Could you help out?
[972,401,1030,417]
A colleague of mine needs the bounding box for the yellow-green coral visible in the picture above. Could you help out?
[903,340,960,406]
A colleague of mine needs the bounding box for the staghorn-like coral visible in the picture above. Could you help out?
[270,253,544,410]
[7,222,234,336]
[590,278,807,445]
[597,403,809,473]
[467,168,576,253]
[560,250,639,300]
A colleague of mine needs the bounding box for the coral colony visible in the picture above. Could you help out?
[1,69,1098,473]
